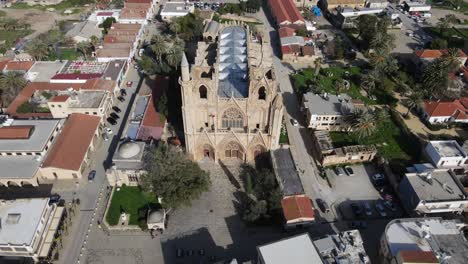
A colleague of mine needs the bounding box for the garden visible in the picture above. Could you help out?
[425,27,468,49]
[106,185,159,228]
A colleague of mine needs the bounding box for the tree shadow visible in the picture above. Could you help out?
[219,160,241,189]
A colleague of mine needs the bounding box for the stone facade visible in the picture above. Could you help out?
[180,21,284,163]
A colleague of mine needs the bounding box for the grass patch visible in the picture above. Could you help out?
[9,0,93,11]
[47,48,81,60]
[424,27,468,49]
[279,125,289,144]
[0,29,33,48]
[329,111,414,163]
[106,186,159,226]
[0,10,6,17]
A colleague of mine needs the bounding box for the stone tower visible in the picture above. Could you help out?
[179,21,284,163]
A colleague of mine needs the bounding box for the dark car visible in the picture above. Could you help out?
[344,166,354,176]
[120,89,127,96]
[107,117,117,125]
[117,96,125,102]
[349,221,368,229]
[176,248,183,258]
[110,113,120,120]
[112,106,121,113]
[316,198,330,213]
[88,170,96,182]
[49,194,61,204]
[351,203,363,217]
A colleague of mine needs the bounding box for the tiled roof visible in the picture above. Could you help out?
[96,47,131,58]
[0,58,12,71]
[120,8,148,19]
[397,250,439,263]
[424,98,468,120]
[42,113,100,171]
[50,95,70,102]
[104,34,137,43]
[6,82,82,118]
[97,11,114,16]
[281,195,315,221]
[281,44,301,55]
[5,61,35,72]
[278,27,296,38]
[0,126,34,139]
[82,78,116,92]
[415,49,467,58]
[268,0,304,25]
[302,46,315,56]
[126,0,152,3]
[51,73,103,80]
[110,23,142,30]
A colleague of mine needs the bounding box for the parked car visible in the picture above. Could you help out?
[316,198,330,213]
[110,113,120,120]
[291,118,299,127]
[349,221,368,229]
[102,133,109,141]
[372,173,385,186]
[88,170,96,182]
[176,248,183,258]
[120,89,127,96]
[126,81,133,88]
[375,201,387,217]
[49,194,61,204]
[117,96,125,102]
[112,106,121,113]
[107,117,117,125]
[364,202,372,216]
[350,203,363,217]
[335,167,345,176]
[104,127,113,134]
[344,166,354,176]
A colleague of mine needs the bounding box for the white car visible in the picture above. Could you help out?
[292,119,299,127]
[105,127,113,134]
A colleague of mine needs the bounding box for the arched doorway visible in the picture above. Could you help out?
[202,144,215,160]
[7,181,20,187]
[258,87,266,100]
[224,141,244,160]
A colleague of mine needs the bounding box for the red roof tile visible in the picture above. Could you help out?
[0,58,12,71]
[50,95,70,102]
[278,27,296,38]
[415,49,467,58]
[5,61,35,72]
[397,250,439,263]
[268,0,304,25]
[42,113,100,171]
[126,0,152,3]
[302,46,315,56]
[424,98,468,121]
[82,78,116,93]
[97,11,114,16]
[281,195,315,221]
[51,73,102,80]
[0,126,34,139]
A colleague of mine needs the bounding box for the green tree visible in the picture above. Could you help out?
[429,38,448,49]
[169,19,181,37]
[150,35,167,62]
[76,41,90,60]
[0,71,27,107]
[334,79,346,95]
[157,93,168,119]
[100,17,117,34]
[350,109,377,139]
[137,55,157,75]
[89,35,100,51]
[405,92,422,116]
[26,39,49,60]
[166,45,183,69]
[360,71,378,94]
[243,199,268,222]
[441,48,461,72]
[421,59,449,98]
[141,143,211,208]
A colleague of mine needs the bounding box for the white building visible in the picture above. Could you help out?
[257,233,323,264]
[0,198,64,263]
[88,10,121,24]
[159,2,194,22]
[380,218,468,264]
[425,140,468,169]
[302,93,356,131]
[398,168,468,215]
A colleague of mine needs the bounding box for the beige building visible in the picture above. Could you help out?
[106,141,146,186]
[314,131,377,166]
[47,90,113,120]
[39,113,101,180]
[180,22,284,162]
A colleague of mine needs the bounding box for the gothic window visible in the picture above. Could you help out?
[199,85,208,99]
[225,142,244,160]
[222,108,244,129]
[258,87,266,100]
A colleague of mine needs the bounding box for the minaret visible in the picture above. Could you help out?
[181,52,189,82]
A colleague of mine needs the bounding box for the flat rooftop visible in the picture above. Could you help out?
[125,95,148,139]
[0,119,62,152]
[258,233,323,264]
[0,198,49,246]
[314,230,369,263]
[385,218,468,263]
[303,93,354,116]
[218,26,248,98]
[161,2,192,13]
[28,61,67,82]
[270,148,304,196]
[0,155,42,179]
[60,61,108,74]
[429,140,466,158]
[68,91,106,108]
[406,170,466,201]
[102,60,126,81]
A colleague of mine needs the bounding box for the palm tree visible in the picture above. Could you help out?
[334,79,346,95]
[89,35,100,51]
[169,21,181,37]
[349,109,377,139]
[0,72,27,107]
[360,71,378,94]
[314,57,323,76]
[405,92,422,116]
[151,35,166,62]
[166,45,183,69]
[441,48,460,72]
[76,41,90,60]
[26,39,49,60]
